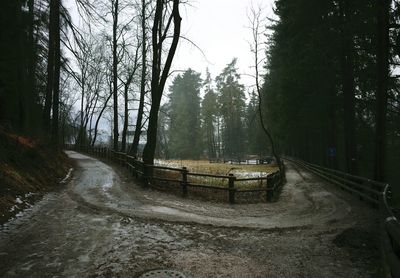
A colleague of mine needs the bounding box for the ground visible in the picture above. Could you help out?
[0,151,379,277]
[0,129,71,223]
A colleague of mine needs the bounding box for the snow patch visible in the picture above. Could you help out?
[24,192,34,198]
[60,168,73,184]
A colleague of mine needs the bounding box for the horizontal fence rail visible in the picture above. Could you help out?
[284,157,383,204]
[284,157,399,278]
[64,144,285,204]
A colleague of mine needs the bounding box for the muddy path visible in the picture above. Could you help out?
[0,151,379,277]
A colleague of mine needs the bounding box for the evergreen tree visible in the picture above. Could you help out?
[216,59,246,158]
[245,91,266,155]
[201,70,218,158]
[168,69,202,159]
[262,0,399,188]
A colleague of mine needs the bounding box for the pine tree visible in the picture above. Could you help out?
[168,69,202,159]
[216,59,246,159]
[245,91,266,155]
[201,70,218,158]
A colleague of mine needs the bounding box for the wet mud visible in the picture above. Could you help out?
[0,151,379,277]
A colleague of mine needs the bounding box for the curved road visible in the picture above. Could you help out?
[0,151,379,277]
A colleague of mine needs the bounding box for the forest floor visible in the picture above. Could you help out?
[0,151,380,277]
[0,129,72,224]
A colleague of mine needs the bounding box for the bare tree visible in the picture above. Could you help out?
[112,0,120,150]
[142,0,182,165]
[248,5,283,174]
[120,38,140,152]
[92,64,113,146]
[129,0,149,156]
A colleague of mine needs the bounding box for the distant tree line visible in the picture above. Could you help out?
[155,62,267,160]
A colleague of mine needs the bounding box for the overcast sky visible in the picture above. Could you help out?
[64,0,277,139]
[173,0,276,89]
[65,0,277,90]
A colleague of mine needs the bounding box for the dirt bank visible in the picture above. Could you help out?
[0,129,71,223]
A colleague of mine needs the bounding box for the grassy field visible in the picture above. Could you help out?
[153,160,279,189]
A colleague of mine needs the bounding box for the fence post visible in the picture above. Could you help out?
[143,164,149,186]
[266,174,274,202]
[228,174,235,204]
[134,160,139,178]
[182,167,188,197]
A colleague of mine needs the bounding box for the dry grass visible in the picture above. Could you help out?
[153,159,279,189]
[155,159,277,176]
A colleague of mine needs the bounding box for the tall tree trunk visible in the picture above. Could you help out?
[121,47,139,152]
[374,0,390,181]
[44,0,55,132]
[250,6,283,174]
[27,0,36,133]
[142,0,181,165]
[121,84,129,152]
[340,0,358,175]
[112,0,119,151]
[217,117,221,158]
[79,74,85,145]
[88,94,99,144]
[328,87,338,169]
[51,0,60,145]
[91,92,112,146]
[129,0,147,157]
[15,1,26,131]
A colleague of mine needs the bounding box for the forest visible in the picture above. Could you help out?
[0,0,398,193]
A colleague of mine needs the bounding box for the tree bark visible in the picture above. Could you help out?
[250,6,283,175]
[27,0,36,133]
[142,0,181,165]
[78,72,85,145]
[51,0,60,145]
[112,0,119,150]
[129,0,147,157]
[121,44,140,152]
[44,0,55,132]
[91,92,112,146]
[339,0,358,175]
[374,0,390,181]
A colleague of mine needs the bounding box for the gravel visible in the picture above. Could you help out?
[0,151,379,277]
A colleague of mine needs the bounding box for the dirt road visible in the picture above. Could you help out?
[0,151,379,277]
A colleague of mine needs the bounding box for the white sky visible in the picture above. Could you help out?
[65,0,277,90]
[64,0,276,140]
[173,0,276,89]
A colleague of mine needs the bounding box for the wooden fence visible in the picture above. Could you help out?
[65,145,285,204]
[285,157,400,278]
[209,157,274,165]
